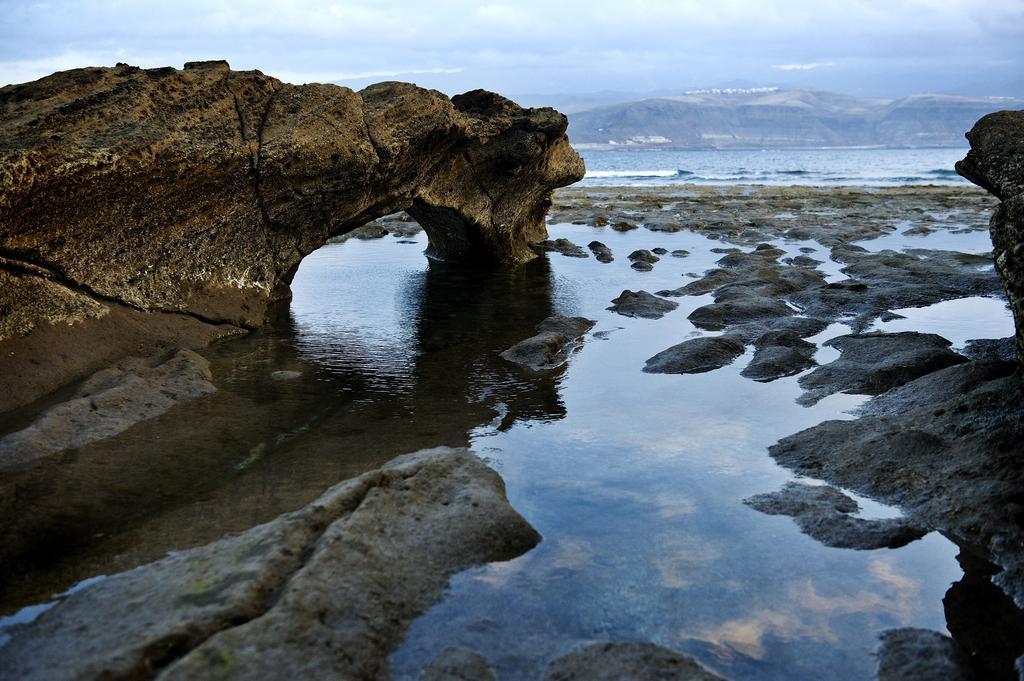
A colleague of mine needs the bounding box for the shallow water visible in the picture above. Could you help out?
[0,203,1015,678]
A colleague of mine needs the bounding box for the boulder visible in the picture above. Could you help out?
[0,448,540,681]
[588,241,614,263]
[643,336,746,375]
[500,316,596,371]
[608,290,679,319]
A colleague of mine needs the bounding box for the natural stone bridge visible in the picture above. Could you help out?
[0,61,584,410]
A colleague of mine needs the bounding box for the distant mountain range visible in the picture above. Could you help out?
[563,89,1024,149]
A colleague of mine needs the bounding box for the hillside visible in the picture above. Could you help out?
[567,89,1024,148]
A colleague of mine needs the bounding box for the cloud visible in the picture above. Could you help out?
[771,62,835,71]
[268,66,464,85]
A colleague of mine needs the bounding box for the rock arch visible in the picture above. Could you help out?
[0,61,584,410]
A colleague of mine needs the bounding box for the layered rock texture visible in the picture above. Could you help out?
[0,448,541,681]
[0,61,583,411]
[957,110,1024,373]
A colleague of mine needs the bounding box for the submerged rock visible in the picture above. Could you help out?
[0,349,215,469]
[643,336,746,375]
[0,448,540,681]
[420,648,496,681]
[542,641,725,681]
[0,61,584,412]
[500,316,596,371]
[744,482,926,550]
[798,331,967,405]
[876,628,974,681]
[608,290,679,319]
[536,238,589,258]
[588,241,614,263]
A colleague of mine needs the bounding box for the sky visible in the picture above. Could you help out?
[2,0,1022,101]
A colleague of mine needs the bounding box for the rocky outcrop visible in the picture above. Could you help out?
[768,358,1024,606]
[744,482,926,550]
[541,641,725,681]
[0,349,215,470]
[796,331,968,405]
[0,447,541,681]
[0,61,584,411]
[957,110,1024,374]
[608,290,678,319]
[501,316,596,371]
[876,628,975,681]
[643,336,746,374]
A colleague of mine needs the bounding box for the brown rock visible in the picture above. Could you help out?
[0,62,584,412]
[0,448,540,681]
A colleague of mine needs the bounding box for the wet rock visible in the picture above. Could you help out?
[744,482,927,550]
[798,332,968,405]
[629,249,659,271]
[536,238,589,258]
[652,247,668,255]
[542,641,725,681]
[671,249,690,258]
[957,110,1024,372]
[769,359,1024,606]
[724,317,829,345]
[687,297,794,330]
[608,290,679,319]
[500,316,596,370]
[876,628,974,681]
[270,370,302,381]
[740,330,818,382]
[588,241,614,263]
[420,648,496,681]
[643,336,746,374]
[962,336,1018,364]
[0,448,540,681]
[0,63,584,411]
[902,225,937,237]
[878,310,906,322]
[628,249,660,264]
[326,221,388,242]
[0,349,215,469]
[790,248,1003,331]
[385,218,424,238]
[784,255,823,268]
[611,221,638,232]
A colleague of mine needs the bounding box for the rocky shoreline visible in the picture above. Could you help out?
[1,65,1023,679]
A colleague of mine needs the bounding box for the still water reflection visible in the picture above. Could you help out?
[0,218,1016,679]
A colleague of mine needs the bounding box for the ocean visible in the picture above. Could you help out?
[578,147,970,186]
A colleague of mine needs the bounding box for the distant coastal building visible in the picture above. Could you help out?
[605,135,673,146]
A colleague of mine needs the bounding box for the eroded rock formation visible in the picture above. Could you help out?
[0,448,540,680]
[957,110,1024,373]
[0,60,584,411]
